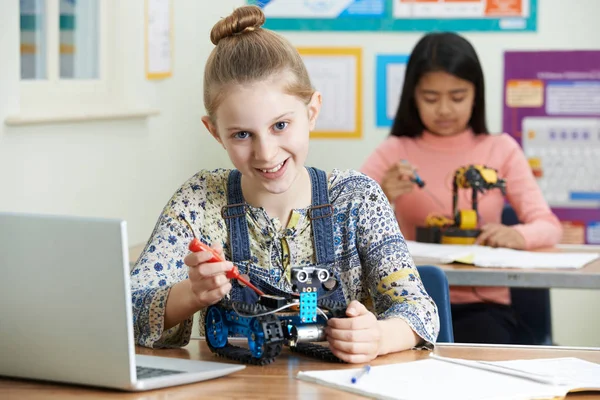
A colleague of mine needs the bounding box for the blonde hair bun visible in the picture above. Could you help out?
[210,5,266,45]
[203,5,313,117]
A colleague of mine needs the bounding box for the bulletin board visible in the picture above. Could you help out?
[298,47,363,139]
[503,50,600,244]
[249,0,536,32]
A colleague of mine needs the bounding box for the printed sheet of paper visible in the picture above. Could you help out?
[297,358,561,400]
[490,357,600,388]
[405,240,599,269]
[146,0,172,79]
[385,63,406,120]
[300,49,362,138]
[375,54,409,127]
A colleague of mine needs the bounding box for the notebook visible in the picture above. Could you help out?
[296,354,600,400]
[405,240,599,269]
[0,212,245,391]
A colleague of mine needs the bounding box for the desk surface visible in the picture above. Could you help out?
[2,340,599,399]
[437,248,600,289]
[128,244,600,289]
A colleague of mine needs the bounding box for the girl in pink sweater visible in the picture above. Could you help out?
[360,32,562,344]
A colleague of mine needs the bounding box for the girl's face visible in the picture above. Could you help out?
[202,72,321,199]
[414,71,475,137]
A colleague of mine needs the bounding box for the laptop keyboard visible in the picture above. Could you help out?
[136,365,186,380]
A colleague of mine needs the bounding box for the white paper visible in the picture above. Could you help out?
[297,358,563,400]
[488,358,600,389]
[405,241,476,264]
[405,240,599,269]
[302,55,357,133]
[147,0,171,76]
[385,63,406,120]
[472,247,599,269]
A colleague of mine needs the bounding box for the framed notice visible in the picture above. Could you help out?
[376,54,409,127]
[298,47,363,139]
[145,0,173,80]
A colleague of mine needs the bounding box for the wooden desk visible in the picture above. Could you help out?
[437,251,600,289]
[129,243,600,289]
[1,340,599,399]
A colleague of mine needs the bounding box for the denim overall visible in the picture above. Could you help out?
[222,167,346,305]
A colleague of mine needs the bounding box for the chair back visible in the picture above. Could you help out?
[417,265,454,343]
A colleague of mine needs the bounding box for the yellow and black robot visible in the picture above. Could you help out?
[416,165,506,245]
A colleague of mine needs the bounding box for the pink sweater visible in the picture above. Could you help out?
[360,129,562,305]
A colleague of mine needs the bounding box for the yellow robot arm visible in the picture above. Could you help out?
[473,165,499,185]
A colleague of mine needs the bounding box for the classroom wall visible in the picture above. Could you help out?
[1,1,598,346]
[283,0,600,348]
[299,1,600,171]
[0,1,231,246]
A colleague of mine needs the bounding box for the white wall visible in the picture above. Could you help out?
[0,1,232,245]
[1,0,598,346]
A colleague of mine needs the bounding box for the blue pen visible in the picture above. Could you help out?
[351,365,371,384]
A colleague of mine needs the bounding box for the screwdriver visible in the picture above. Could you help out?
[411,173,425,188]
[410,171,447,212]
[188,238,265,297]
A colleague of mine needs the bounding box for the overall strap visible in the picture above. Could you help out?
[307,167,335,265]
[221,170,251,262]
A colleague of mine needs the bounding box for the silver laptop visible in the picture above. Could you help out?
[0,212,245,391]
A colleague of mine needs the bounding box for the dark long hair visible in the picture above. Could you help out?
[390,32,489,138]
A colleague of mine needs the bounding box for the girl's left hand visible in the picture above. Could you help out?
[325,300,382,363]
[476,223,526,249]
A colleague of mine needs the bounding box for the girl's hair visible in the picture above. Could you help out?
[390,32,489,138]
[204,5,314,118]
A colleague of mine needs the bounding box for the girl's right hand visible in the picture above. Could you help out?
[381,161,417,203]
[183,244,233,309]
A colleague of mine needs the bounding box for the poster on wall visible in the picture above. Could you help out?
[248,0,536,32]
[503,50,600,244]
[376,54,409,127]
[298,47,362,139]
[145,0,173,80]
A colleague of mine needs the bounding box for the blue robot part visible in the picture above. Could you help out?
[300,292,318,323]
[205,306,228,349]
[247,318,265,358]
[204,266,347,365]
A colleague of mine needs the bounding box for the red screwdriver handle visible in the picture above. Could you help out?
[225,265,265,296]
[225,265,239,279]
[188,238,264,296]
[188,238,222,263]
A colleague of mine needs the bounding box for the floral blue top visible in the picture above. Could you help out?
[130,168,439,348]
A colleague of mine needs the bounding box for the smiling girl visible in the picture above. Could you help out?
[130,5,439,363]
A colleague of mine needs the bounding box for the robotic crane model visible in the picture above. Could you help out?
[417,165,506,245]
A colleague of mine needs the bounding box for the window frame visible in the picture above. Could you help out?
[10,0,158,126]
